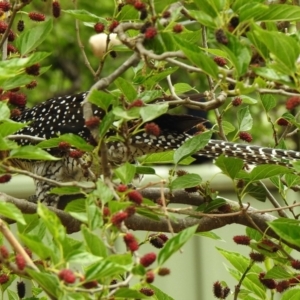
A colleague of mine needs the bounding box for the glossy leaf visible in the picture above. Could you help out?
[215,156,244,180]
[158,225,198,265]
[0,202,26,225]
[174,131,212,164]
[173,36,219,79]
[170,173,202,190]
[16,19,53,55]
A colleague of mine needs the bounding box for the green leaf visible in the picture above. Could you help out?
[81,226,107,257]
[241,95,257,105]
[114,162,136,184]
[253,27,299,74]
[0,120,27,136]
[244,183,267,202]
[221,121,236,135]
[135,166,155,175]
[166,83,196,95]
[65,249,102,265]
[115,77,137,102]
[173,36,219,79]
[138,90,163,103]
[49,186,82,195]
[0,101,10,120]
[264,265,292,280]
[268,218,300,247]
[197,231,222,240]
[281,288,300,300]
[16,19,53,55]
[140,150,195,165]
[62,9,106,23]
[259,4,300,22]
[201,198,227,213]
[88,90,115,111]
[174,131,212,164]
[147,284,175,300]
[10,146,60,161]
[158,225,198,265]
[249,165,291,182]
[219,34,251,77]
[170,173,201,189]
[285,173,300,188]
[58,134,93,151]
[26,269,59,298]
[238,106,253,131]
[37,203,66,243]
[140,103,169,123]
[19,234,52,259]
[114,288,148,299]
[0,202,26,225]
[260,94,277,112]
[136,208,161,221]
[99,110,115,139]
[215,156,244,180]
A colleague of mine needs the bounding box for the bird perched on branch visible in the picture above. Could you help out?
[8,91,300,207]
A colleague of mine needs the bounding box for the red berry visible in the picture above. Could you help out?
[232,97,242,106]
[233,235,251,245]
[276,280,290,293]
[259,272,277,289]
[158,267,170,276]
[249,252,265,262]
[69,150,84,159]
[52,1,61,18]
[17,281,26,298]
[157,233,168,242]
[123,232,139,252]
[15,254,26,270]
[25,64,40,76]
[58,269,76,284]
[7,92,26,107]
[125,205,136,216]
[17,20,24,32]
[28,12,45,22]
[291,260,300,270]
[0,1,11,12]
[7,44,17,54]
[173,24,183,33]
[145,270,155,283]
[140,252,156,267]
[103,206,110,217]
[82,280,98,289]
[214,56,227,67]
[117,184,127,192]
[85,116,100,128]
[0,245,9,259]
[277,118,289,126]
[111,211,128,227]
[134,1,146,11]
[108,20,119,32]
[0,174,11,183]
[127,190,143,205]
[128,99,144,109]
[215,29,228,45]
[25,80,37,89]
[286,96,300,110]
[144,122,160,136]
[10,108,21,118]
[239,131,253,143]
[0,21,7,33]
[0,274,9,284]
[213,281,223,298]
[140,287,154,296]
[144,27,157,39]
[162,11,171,18]
[8,30,15,41]
[94,22,105,33]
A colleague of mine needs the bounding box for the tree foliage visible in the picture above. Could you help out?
[1,0,300,299]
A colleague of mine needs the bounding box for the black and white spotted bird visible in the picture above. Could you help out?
[9,91,300,206]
